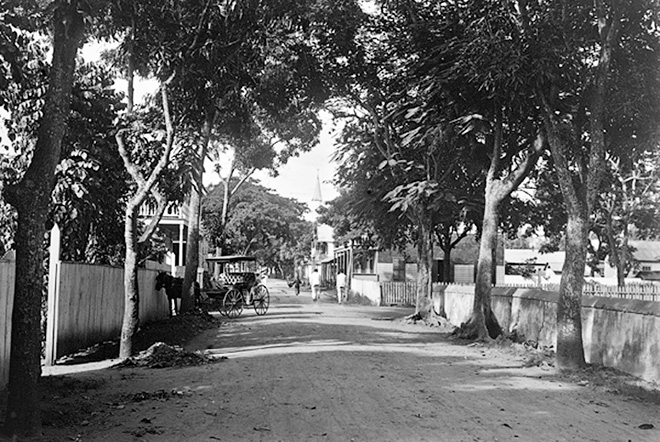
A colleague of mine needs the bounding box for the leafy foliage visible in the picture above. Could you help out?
[203,179,310,273]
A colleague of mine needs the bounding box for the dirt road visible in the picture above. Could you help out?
[35,279,659,441]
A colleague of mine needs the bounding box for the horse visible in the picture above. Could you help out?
[155,272,182,316]
[155,272,201,316]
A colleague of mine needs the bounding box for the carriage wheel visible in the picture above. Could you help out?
[253,284,270,316]
[223,289,244,319]
[214,298,227,316]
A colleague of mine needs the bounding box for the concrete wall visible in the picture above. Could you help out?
[350,278,381,306]
[441,285,660,384]
[582,297,660,383]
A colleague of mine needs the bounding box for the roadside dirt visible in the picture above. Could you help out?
[6,279,660,442]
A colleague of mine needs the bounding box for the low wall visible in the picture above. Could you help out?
[442,284,474,326]
[582,297,660,383]
[350,278,381,306]
[441,285,660,383]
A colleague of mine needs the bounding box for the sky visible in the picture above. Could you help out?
[238,112,341,213]
[201,116,342,221]
[202,112,341,221]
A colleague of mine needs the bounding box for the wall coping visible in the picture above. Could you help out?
[581,296,660,317]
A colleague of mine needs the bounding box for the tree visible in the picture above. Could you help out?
[277,219,315,278]
[530,0,660,368]
[114,86,176,359]
[595,151,660,285]
[202,179,309,273]
[3,53,130,264]
[167,0,363,310]
[1,0,85,435]
[51,61,128,264]
[340,1,544,330]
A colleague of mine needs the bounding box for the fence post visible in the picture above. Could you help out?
[44,224,61,366]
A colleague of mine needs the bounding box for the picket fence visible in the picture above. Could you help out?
[582,283,660,302]
[380,280,660,306]
[381,282,417,306]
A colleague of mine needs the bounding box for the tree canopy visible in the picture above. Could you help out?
[203,179,310,274]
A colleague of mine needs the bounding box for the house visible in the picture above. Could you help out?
[310,223,335,285]
[139,201,210,277]
[604,240,660,281]
[503,249,565,285]
[333,234,496,284]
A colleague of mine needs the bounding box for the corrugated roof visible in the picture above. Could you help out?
[629,241,660,262]
[504,249,565,272]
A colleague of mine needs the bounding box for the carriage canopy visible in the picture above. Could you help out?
[205,255,258,276]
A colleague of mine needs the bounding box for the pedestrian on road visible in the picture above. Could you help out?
[336,270,346,304]
[310,268,321,302]
[288,274,301,295]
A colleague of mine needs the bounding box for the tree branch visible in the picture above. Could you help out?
[138,184,168,244]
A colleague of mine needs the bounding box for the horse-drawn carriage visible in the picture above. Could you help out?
[204,255,270,318]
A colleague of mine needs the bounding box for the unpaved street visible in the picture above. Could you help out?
[37,279,659,442]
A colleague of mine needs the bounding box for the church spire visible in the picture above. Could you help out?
[312,169,323,203]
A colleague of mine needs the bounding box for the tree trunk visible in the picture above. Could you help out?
[119,207,140,359]
[604,213,625,287]
[413,210,433,319]
[618,224,629,287]
[116,84,175,359]
[460,192,502,339]
[3,3,84,436]
[456,112,541,340]
[181,190,201,311]
[443,247,452,282]
[556,209,588,368]
[182,111,214,311]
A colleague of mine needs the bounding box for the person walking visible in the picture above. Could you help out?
[310,268,321,302]
[288,273,301,295]
[336,270,346,304]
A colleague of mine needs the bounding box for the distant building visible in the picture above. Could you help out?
[139,201,208,276]
[311,223,335,285]
[333,234,495,284]
[604,240,660,281]
[503,249,566,285]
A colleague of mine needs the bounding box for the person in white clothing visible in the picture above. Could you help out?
[336,270,346,304]
[310,268,321,302]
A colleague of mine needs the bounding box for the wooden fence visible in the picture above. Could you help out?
[380,280,660,307]
[0,257,170,388]
[381,282,417,306]
[582,283,660,302]
[45,261,170,364]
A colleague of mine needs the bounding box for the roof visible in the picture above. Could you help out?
[504,249,565,271]
[205,255,256,263]
[629,241,660,262]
